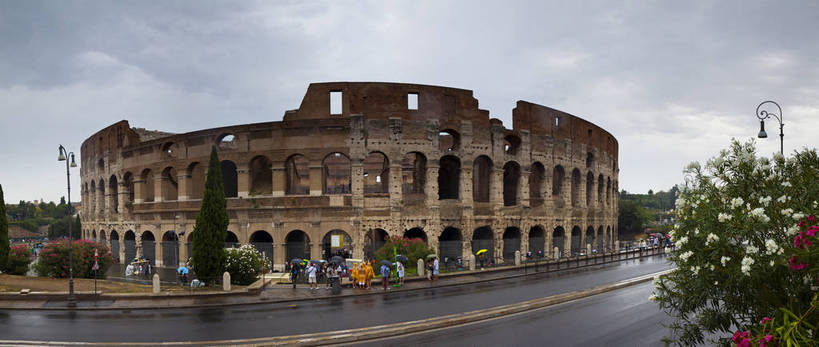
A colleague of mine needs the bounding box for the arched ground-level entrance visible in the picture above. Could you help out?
[552,227,564,258]
[250,230,273,262]
[472,227,494,264]
[528,226,545,256]
[161,231,179,268]
[404,227,427,243]
[226,231,239,248]
[585,226,595,253]
[322,230,352,259]
[570,226,582,256]
[124,230,136,262]
[438,227,462,262]
[141,231,156,265]
[110,231,120,262]
[364,228,389,260]
[285,230,310,261]
[502,227,521,262]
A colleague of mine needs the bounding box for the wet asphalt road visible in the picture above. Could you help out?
[0,256,672,343]
[353,281,670,347]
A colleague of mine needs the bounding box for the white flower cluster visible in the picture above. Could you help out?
[745,244,758,254]
[721,256,731,267]
[793,212,806,220]
[679,251,694,262]
[782,181,792,187]
[758,196,772,206]
[764,239,780,255]
[718,213,732,222]
[749,208,770,223]
[691,266,701,275]
[781,208,794,217]
[729,197,744,209]
[741,256,755,275]
[676,236,689,247]
[787,225,800,236]
[649,294,659,302]
[705,233,719,246]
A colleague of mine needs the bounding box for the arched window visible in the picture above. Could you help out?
[571,169,581,207]
[529,162,545,207]
[98,179,106,212]
[503,162,521,206]
[285,154,310,195]
[141,169,154,202]
[552,165,565,197]
[473,156,492,202]
[221,160,238,198]
[439,129,459,152]
[217,133,237,149]
[162,167,178,201]
[187,162,205,200]
[402,152,426,196]
[249,156,272,196]
[597,174,604,206]
[109,175,119,213]
[123,172,134,204]
[586,171,594,207]
[364,152,389,194]
[438,155,461,200]
[323,153,351,194]
[503,134,521,155]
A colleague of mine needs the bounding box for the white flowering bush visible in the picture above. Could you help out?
[652,139,819,345]
[224,245,267,285]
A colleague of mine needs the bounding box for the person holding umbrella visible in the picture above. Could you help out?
[177,265,189,286]
[380,261,391,291]
[290,259,301,289]
[396,260,405,286]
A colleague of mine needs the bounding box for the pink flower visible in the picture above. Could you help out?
[738,338,751,347]
[732,331,743,343]
[789,256,807,271]
[809,215,816,223]
[760,317,771,324]
[759,334,773,347]
[807,227,817,237]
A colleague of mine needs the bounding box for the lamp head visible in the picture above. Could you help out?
[58,149,66,161]
[70,154,77,168]
[757,120,768,139]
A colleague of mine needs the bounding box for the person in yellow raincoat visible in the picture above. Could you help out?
[365,261,375,289]
[351,264,360,288]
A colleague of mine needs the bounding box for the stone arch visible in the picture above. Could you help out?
[586,171,594,207]
[605,226,612,250]
[528,226,545,255]
[110,230,120,261]
[597,226,604,252]
[585,226,595,253]
[123,172,134,204]
[364,228,389,260]
[586,152,594,168]
[100,229,107,244]
[363,151,389,194]
[472,226,494,263]
[92,230,97,241]
[438,155,461,200]
[502,227,521,261]
[597,174,604,206]
[606,177,612,206]
[186,162,205,200]
[249,155,272,196]
[570,226,582,256]
[529,162,545,207]
[141,231,156,265]
[220,160,238,198]
[401,152,426,195]
[285,154,310,195]
[571,168,581,207]
[250,230,273,261]
[322,229,353,259]
[503,161,521,206]
[503,134,521,155]
[473,155,492,202]
[552,165,565,198]
[140,169,154,202]
[225,231,239,247]
[438,227,462,262]
[285,230,311,261]
[323,152,351,194]
[217,133,237,149]
[161,231,179,268]
[161,142,177,158]
[404,227,427,243]
[439,129,460,152]
[552,226,565,258]
[161,166,179,201]
[98,179,106,212]
[109,175,119,213]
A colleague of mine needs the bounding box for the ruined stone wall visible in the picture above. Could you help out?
[80,82,619,270]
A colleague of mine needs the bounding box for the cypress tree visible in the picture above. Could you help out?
[190,146,228,283]
[0,184,9,270]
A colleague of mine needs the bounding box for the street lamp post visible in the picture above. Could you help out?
[58,145,78,308]
[756,101,784,156]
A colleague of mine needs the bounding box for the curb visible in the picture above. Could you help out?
[0,268,674,346]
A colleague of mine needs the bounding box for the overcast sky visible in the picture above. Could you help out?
[1,1,817,204]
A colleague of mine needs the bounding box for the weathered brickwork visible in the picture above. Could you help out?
[80,82,619,270]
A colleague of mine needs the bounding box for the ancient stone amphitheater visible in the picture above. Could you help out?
[80,82,619,270]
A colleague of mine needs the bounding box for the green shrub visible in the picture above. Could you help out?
[34,239,113,278]
[224,245,266,285]
[6,244,33,275]
[375,235,436,270]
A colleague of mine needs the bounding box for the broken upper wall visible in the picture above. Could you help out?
[512,101,618,160]
[285,82,492,130]
[80,120,141,174]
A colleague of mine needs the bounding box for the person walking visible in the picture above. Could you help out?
[432,256,439,281]
[380,263,390,291]
[306,262,318,290]
[290,263,300,289]
[397,261,405,286]
[351,263,360,289]
[365,262,374,289]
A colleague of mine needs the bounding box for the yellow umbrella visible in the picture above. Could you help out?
[475,249,487,255]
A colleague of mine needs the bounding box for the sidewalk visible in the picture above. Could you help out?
[0,247,669,310]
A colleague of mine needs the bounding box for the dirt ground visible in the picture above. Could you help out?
[0,274,247,294]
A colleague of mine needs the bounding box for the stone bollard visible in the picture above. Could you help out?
[514,250,521,266]
[223,272,231,291]
[417,259,425,277]
[615,241,620,251]
[554,247,560,259]
[468,254,475,271]
[586,244,592,256]
[152,273,160,294]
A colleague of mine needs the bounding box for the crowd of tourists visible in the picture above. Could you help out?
[288,255,438,292]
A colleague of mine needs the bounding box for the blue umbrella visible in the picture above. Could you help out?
[177,266,189,275]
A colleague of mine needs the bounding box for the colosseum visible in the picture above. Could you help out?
[79,82,619,270]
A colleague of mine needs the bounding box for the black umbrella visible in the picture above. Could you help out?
[329,256,345,264]
[380,260,393,267]
[290,258,303,264]
[310,259,325,265]
[396,255,409,262]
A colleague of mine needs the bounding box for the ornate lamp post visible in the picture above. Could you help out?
[756,101,784,156]
[58,145,77,308]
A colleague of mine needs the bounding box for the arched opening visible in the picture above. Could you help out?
[123,172,134,205]
[571,226,582,256]
[364,152,389,194]
[586,171,594,207]
[141,169,154,202]
[401,152,426,196]
[552,165,565,200]
[473,155,492,202]
[161,231,179,268]
[249,156,272,196]
[285,230,311,261]
[217,133,237,149]
[109,175,119,213]
[606,177,612,206]
[503,134,521,155]
[364,228,389,260]
[439,227,462,263]
[404,227,427,243]
[571,169,581,207]
[322,229,353,259]
[100,230,107,244]
[98,158,105,170]
[528,226,545,256]
[605,226,612,251]
[586,226,595,254]
[552,227,565,258]
[98,179,106,213]
[141,231,156,265]
[438,155,461,200]
[92,230,97,241]
[502,227,521,261]
[586,152,594,168]
[221,160,238,198]
[185,233,195,263]
[596,226,604,253]
[597,174,604,206]
[110,231,120,261]
[162,167,179,201]
[439,129,459,152]
[225,231,239,248]
[250,230,273,262]
[323,152,351,194]
[162,142,176,158]
[529,162,545,207]
[187,162,205,200]
[472,227,494,264]
[285,154,310,195]
[503,162,521,206]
